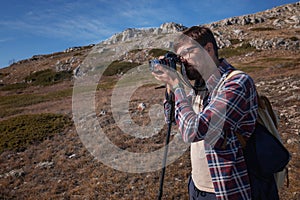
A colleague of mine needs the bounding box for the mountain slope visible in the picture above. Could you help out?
[0,2,299,199]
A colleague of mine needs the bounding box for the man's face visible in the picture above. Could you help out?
[176,44,203,81]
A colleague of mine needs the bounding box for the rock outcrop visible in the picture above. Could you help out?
[103,1,300,50]
[103,22,187,45]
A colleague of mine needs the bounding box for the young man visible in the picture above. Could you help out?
[152,26,258,200]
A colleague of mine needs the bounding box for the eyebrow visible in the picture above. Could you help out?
[186,46,198,51]
[179,46,198,54]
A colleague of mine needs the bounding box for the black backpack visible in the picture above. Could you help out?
[226,70,291,200]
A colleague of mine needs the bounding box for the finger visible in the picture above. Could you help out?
[155,64,164,71]
[152,74,164,82]
[152,72,163,79]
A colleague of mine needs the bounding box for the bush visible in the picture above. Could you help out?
[149,48,169,57]
[0,94,47,108]
[290,36,299,41]
[103,61,139,76]
[0,108,23,118]
[0,69,73,91]
[129,49,143,54]
[0,72,9,78]
[219,42,256,58]
[0,88,72,109]
[0,113,72,153]
[229,39,241,45]
[0,82,28,91]
[95,76,118,91]
[25,69,73,86]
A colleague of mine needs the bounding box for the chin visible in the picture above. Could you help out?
[187,74,197,80]
[187,69,202,81]
[182,61,202,81]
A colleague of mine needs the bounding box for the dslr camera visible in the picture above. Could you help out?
[149,52,181,74]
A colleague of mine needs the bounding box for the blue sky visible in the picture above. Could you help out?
[0,0,298,69]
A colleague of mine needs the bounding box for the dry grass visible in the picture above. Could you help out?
[0,28,299,200]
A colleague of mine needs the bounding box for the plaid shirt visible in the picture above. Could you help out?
[173,59,258,200]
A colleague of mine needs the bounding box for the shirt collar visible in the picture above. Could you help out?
[205,58,236,92]
[218,58,235,76]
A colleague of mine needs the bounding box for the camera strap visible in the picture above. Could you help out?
[178,63,194,88]
[179,63,207,94]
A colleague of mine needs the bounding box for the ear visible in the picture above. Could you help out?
[204,42,219,65]
[204,42,214,54]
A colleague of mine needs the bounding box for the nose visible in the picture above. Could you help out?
[180,56,187,62]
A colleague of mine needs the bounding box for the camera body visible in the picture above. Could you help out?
[149,52,181,73]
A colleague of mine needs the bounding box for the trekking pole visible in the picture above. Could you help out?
[157,90,175,200]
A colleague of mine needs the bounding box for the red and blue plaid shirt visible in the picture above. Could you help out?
[173,59,258,199]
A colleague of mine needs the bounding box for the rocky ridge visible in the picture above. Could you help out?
[103,1,300,50]
[103,22,187,45]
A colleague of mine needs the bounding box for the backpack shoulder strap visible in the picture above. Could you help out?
[257,95,278,128]
[224,70,247,149]
[225,70,245,81]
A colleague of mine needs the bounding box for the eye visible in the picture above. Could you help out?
[180,49,189,57]
[179,47,197,58]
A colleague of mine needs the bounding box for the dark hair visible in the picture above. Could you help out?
[182,26,219,58]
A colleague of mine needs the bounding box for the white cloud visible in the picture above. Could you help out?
[0,37,13,43]
[0,0,185,44]
[0,11,118,42]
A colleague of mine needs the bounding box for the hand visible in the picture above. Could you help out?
[151,64,179,89]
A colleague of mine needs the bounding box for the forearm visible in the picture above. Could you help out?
[174,77,257,148]
[174,87,209,143]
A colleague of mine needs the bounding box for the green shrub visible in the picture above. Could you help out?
[103,61,139,76]
[97,79,118,90]
[0,69,73,91]
[219,42,256,58]
[0,108,23,118]
[290,36,299,41]
[149,48,169,57]
[129,49,143,54]
[25,69,73,86]
[0,113,72,153]
[0,72,9,78]
[229,39,241,45]
[0,94,48,107]
[0,88,72,108]
[0,82,28,91]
